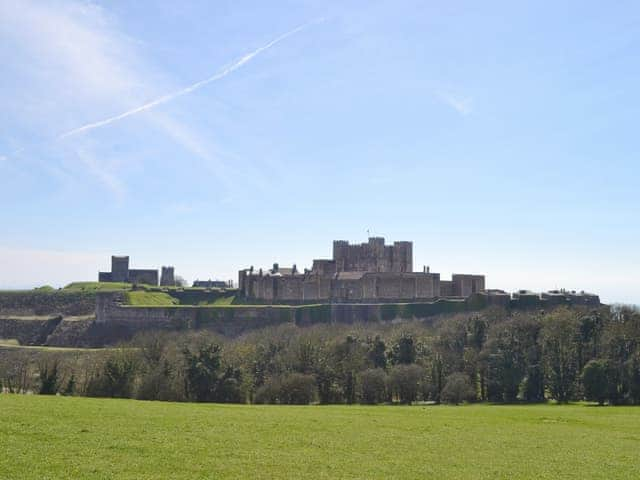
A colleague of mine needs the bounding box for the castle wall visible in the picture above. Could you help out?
[440,280,454,296]
[416,273,439,298]
[93,293,502,339]
[128,269,159,286]
[331,279,364,302]
[312,259,337,276]
[276,275,304,301]
[98,272,112,282]
[452,274,485,297]
[302,275,332,301]
[239,271,446,303]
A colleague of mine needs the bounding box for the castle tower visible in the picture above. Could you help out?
[111,256,130,282]
[392,241,413,273]
[160,266,175,286]
[333,240,349,272]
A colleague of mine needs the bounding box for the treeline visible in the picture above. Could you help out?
[1,305,639,405]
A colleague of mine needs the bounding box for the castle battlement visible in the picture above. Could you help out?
[239,237,484,303]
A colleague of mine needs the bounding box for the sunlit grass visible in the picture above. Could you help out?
[1,395,638,479]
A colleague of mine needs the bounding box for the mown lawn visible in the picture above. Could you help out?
[0,395,638,479]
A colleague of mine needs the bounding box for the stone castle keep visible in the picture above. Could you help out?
[239,237,485,303]
[99,256,175,286]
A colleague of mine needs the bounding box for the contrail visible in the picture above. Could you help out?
[59,19,322,139]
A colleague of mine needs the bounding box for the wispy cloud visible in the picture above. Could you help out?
[437,91,473,115]
[1,1,322,200]
[74,147,126,202]
[60,19,323,139]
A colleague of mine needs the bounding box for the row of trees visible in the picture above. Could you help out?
[1,305,639,405]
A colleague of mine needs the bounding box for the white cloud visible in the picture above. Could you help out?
[437,91,473,115]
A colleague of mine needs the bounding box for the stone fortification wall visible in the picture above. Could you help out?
[128,269,159,286]
[0,316,62,345]
[0,290,601,347]
[240,271,443,303]
[94,291,527,336]
[165,288,234,305]
[452,274,485,297]
[96,292,297,336]
[0,291,97,316]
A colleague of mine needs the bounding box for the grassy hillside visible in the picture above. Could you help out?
[0,395,638,479]
[63,282,132,292]
[125,290,179,306]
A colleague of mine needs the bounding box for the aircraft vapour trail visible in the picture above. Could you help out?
[59,19,322,139]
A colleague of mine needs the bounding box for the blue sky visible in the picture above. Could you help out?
[1,0,638,304]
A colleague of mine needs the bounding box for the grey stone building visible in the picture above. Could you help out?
[98,256,160,286]
[238,237,486,303]
[160,266,175,286]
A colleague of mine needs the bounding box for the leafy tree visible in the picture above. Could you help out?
[254,373,317,404]
[390,334,416,365]
[582,359,609,405]
[254,377,282,404]
[625,352,640,404]
[334,336,367,404]
[429,354,445,403]
[86,353,137,398]
[441,372,475,405]
[280,373,317,404]
[542,309,580,403]
[578,312,604,367]
[483,318,529,402]
[367,336,387,369]
[38,359,59,395]
[215,366,244,403]
[388,364,424,404]
[62,374,76,396]
[359,368,387,404]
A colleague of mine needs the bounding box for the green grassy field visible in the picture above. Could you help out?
[0,395,638,479]
[125,290,179,306]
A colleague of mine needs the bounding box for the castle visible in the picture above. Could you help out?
[238,237,486,303]
[98,256,176,286]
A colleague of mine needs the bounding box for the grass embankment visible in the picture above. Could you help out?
[125,291,179,306]
[0,395,638,479]
[198,295,235,306]
[63,282,133,292]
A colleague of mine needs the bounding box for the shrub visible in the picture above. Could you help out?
[86,354,137,398]
[582,359,609,405]
[254,373,317,404]
[38,359,59,395]
[254,378,282,404]
[281,373,317,404]
[135,365,175,401]
[359,368,387,404]
[441,372,475,405]
[387,364,424,404]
